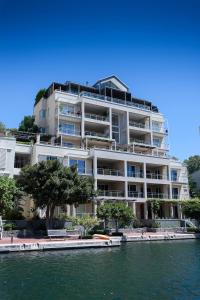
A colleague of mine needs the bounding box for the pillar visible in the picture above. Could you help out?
[177,204,183,219]
[144,202,148,220]
[132,202,136,216]
[71,204,76,217]
[143,163,147,199]
[81,101,85,139]
[170,203,174,219]
[66,204,70,216]
[93,202,97,218]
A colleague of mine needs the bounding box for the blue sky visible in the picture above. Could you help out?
[0,0,199,160]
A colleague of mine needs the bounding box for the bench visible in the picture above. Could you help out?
[47,229,79,240]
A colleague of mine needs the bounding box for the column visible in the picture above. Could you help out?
[109,107,112,140]
[93,201,97,218]
[177,204,183,219]
[132,202,136,216]
[168,166,173,199]
[170,203,174,219]
[143,163,147,199]
[71,204,76,217]
[127,111,130,144]
[66,204,70,216]
[125,181,128,198]
[81,100,85,139]
[144,202,148,220]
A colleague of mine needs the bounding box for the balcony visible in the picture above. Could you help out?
[59,110,81,118]
[59,128,81,136]
[85,113,109,122]
[97,168,123,176]
[129,121,149,130]
[146,173,168,180]
[147,193,169,199]
[85,131,110,139]
[127,171,144,178]
[98,190,125,197]
[131,139,152,147]
[128,191,144,198]
[80,91,152,112]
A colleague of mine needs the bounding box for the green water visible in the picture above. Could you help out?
[0,241,200,300]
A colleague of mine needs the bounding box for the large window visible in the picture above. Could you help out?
[38,155,59,162]
[112,113,120,143]
[153,138,161,147]
[60,104,75,115]
[59,123,75,134]
[39,109,46,119]
[171,170,178,181]
[70,159,85,174]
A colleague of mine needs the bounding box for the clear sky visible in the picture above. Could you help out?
[0,0,199,160]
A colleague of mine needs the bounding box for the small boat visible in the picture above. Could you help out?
[93,234,110,240]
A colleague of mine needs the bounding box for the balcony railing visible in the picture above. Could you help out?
[147,193,169,199]
[131,139,152,146]
[59,110,81,118]
[78,169,93,176]
[97,168,123,176]
[85,131,109,138]
[85,113,109,122]
[80,91,151,112]
[146,173,168,180]
[172,194,180,199]
[127,171,144,178]
[59,128,81,136]
[128,191,144,198]
[98,190,125,197]
[129,121,149,130]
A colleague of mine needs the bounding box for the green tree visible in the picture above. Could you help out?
[184,156,200,174]
[18,115,39,133]
[182,199,200,222]
[78,216,99,236]
[17,160,95,228]
[147,199,161,218]
[34,89,46,106]
[97,202,133,233]
[0,177,20,217]
[0,121,6,133]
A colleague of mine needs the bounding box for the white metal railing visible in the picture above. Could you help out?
[80,91,152,112]
[97,168,123,176]
[127,171,144,178]
[129,121,149,130]
[85,131,109,138]
[59,110,81,118]
[147,193,169,199]
[79,169,93,176]
[146,173,168,180]
[59,128,81,136]
[128,191,144,198]
[98,190,125,197]
[131,139,151,146]
[85,113,109,122]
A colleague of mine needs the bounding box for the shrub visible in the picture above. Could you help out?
[3,223,16,231]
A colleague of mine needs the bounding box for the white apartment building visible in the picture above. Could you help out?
[0,76,189,219]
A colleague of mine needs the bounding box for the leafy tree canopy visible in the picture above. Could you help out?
[97,202,133,232]
[182,199,200,221]
[34,89,46,106]
[17,160,95,228]
[18,115,39,133]
[0,177,21,217]
[184,155,200,174]
[0,121,6,133]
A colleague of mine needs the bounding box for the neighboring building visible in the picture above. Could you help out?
[0,76,189,219]
[191,170,200,194]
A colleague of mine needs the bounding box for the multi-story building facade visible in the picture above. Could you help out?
[0,76,189,219]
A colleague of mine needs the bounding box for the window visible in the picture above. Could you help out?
[40,127,46,133]
[70,159,85,174]
[60,104,75,115]
[59,123,75,134]
[39,109,46,119]
[171,170,177,181]
[152,121,162,132]
[153,138,161,147]
[127,165,135,177]
[38,155,58,162]
[112,113,120,143]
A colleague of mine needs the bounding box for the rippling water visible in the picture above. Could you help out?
[0,240,200,300]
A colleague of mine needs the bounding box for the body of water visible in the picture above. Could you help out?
[0,240,200,300]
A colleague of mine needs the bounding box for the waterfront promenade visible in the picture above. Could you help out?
[0,232,199,253]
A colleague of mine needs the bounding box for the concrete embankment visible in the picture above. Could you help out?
[0,239,120,253]
[0,233,200,253]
